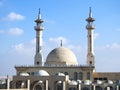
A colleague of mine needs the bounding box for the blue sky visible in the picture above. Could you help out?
[0,0,120,76]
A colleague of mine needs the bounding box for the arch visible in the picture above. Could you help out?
[34,85,42,90]
[96,86,103,90]
[69,87,77,90]
[30,81,38,89]
[82,87,90,90]
[55,80,62,90]
[57,84,62,90]
[33,81,44,90]
[16,80,23,88]
[105,86,114,90]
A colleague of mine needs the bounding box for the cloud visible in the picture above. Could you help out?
[95,43,120,72]
[49,36,68,45]
[12,43,31,54]
[44,19,56,24]
[0,30,5,34]
[10,37,83,64]
[8,28,24,36]
[12,43,24,53]
[4,12,25,21]
[11,42,35,56]
[104,43,120,49]
[30,38,36,45]
[2,36,120,75]
[94,33,99,39]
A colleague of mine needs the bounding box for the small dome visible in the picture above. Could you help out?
[57,81,62,84]
[96,80,102,84]
[34,70,49,76]
[77,80,82,83]
[20,72,29,76]
[45,47,78,65]
[105,80,113,84]
[68,80,78,85]
[56,72,65,76]
[84,80,92,85]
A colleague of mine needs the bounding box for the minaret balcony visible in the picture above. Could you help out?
[86,17,95,22]
[86,25,95,30]
[34,26,44,30]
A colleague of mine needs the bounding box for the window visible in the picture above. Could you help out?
[94,78,98,80]
[31,72,34,75]
[82,87,89,90]
[74,72,78,80]
[37,61,39,65]
[64,72,68,75]
[103,78,107,80]
[69,87,76,90]
[89,61,92,65]
[87,72,90,80]
[79,72,83,80]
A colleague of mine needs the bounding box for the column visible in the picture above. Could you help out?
[27,80,30,90]
[93,85,96,90]
[107,87,110,90]
[62,81,66,90]
[7,78,10,90]
[116,85,119,90]
[78,84,81,90]
[45,80,48,90]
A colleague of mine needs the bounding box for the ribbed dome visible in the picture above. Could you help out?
[45,47,78,65]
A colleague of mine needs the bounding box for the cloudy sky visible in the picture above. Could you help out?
[0,0,120,76]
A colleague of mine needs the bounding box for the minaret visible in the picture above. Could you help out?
[86,7,95,66]
[34,9,44,66]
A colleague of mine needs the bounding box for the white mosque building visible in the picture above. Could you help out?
[0,8,120,90]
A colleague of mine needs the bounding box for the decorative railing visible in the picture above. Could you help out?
[15,64,95,68]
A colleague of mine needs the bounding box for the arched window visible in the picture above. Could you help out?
[89,61,92,65]
[96,86,103,90]
[34,85,42,90]
[57,84,62,90]
[87,72,90,80]
[74,72,78,80]
[79,72,83,80]
[37,61,39,65]
[31,72,34,75]
[69,87,76,90]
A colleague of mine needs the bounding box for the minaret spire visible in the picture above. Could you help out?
[39,8,40,14]
[86,7,95,66]
[89,7,92,18]
[34,9,44,66]
[38,8,41,19]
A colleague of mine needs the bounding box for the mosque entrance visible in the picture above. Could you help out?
[69,87,77,90]
[34,85,42,90]
[96,86,103,90]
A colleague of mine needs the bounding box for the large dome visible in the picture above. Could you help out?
[45,47,78,65]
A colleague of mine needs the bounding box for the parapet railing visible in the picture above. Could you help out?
[15,64,95,68]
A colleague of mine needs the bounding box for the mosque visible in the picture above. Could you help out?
[0,8,120,90]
